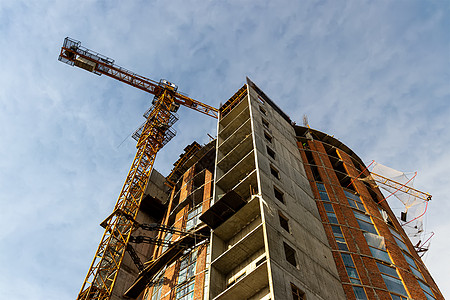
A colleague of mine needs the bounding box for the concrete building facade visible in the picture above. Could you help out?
[114,79,443,300]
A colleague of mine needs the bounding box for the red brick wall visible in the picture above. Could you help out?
[193,244,208,300]
[297,138,444,299]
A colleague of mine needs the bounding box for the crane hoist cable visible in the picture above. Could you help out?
[58,37,218,300]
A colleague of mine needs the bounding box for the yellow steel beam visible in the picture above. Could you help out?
[370,172,432,202]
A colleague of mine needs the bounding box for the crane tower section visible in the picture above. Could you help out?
[58,37,217,300]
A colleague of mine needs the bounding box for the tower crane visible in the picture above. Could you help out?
[58,37,218,300]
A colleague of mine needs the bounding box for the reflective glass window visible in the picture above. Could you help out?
[323,203,334,212]
[176,279,195,300]
[332,225,348,251]
[345,190,366,211]
[369,246,392,263]
[341,253,361,284]
[186,204,202,231]
[402,252,424,280]
[327,212,338,224]
[178,250,197,284]
[381,274,407,297]
[353,286,368,300]
[389,228,410,253]
[418,280,435,299]
[316,183,326,191]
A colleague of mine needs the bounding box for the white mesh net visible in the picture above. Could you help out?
[362,162,431,254]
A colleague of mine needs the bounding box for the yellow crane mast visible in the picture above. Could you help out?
[58,37,218,300]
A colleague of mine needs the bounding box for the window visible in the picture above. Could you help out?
[381,274,408,297]
[402,252,424,280]
[161,230,173,253]
[353,210,378,235]
[345,190,365,212]
[227,272,246,288]
[323,202,338,224]
[177,250,197,284]
[279,212,290,232]
[390,294,408,300]
[377,262,408,297]
[369,246,392,263]
[316,183,330,201]
[283,242,297,267]
[151,268,166,300]
[316,183,326,191]
[341,253,361,284]
[331,225,348,251]
[256,256,266,267]
[257,95,265,104]
[418,280,435,300]
[185,204,202,231]
[352,286,368,300]
[274,186,284,203]
[259,106,267,115]
[389,227,410,253]
[270,165,280,179]
[291,283,306,300]
[264,131,273,143]
[323,202,334,212]
[262,118,270,128]
[327,212,338,224]
[266,145,276,159]
[175,279,195,300]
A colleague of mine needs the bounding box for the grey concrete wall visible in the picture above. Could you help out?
[247,84,346,300]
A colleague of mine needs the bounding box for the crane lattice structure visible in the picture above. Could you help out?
[370,172,432,202]
[58,37,218,300]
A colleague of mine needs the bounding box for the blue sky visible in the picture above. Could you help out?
[0,1,448,299]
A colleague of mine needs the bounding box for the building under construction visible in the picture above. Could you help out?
[101,79,442,300]
[58,38,443,300]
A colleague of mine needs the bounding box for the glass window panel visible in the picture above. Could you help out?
[423,293,436,300]
[316,183,326,191]
[327,212,338,224]
[353,210,373,223]
[348,199,358,209]
[332,225,343,237]
[323,203,334,212]
[319,191,330,201]
[352,286,368,300]
[337,242,349,251]
[402,253,416,267]
[390,293,407,300]
[341,253,355,267]
[410,267,424,280]
[376,262,399,278]
[381,274,407,296]
[344,190,354,198]
[346,266,359,279]
[394,236,409,253]
[176,279,195,300]
[418,281,435,297]
[364,232,385,250]
[356,202,366,211]
[186,204,202,231]
[356,219,378,234]
[402,253,424,280]
[389,227,402,239]
[350,278,361,284]
[369,246,392,263]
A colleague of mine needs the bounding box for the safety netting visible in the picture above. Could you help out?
[359,162,433,255]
